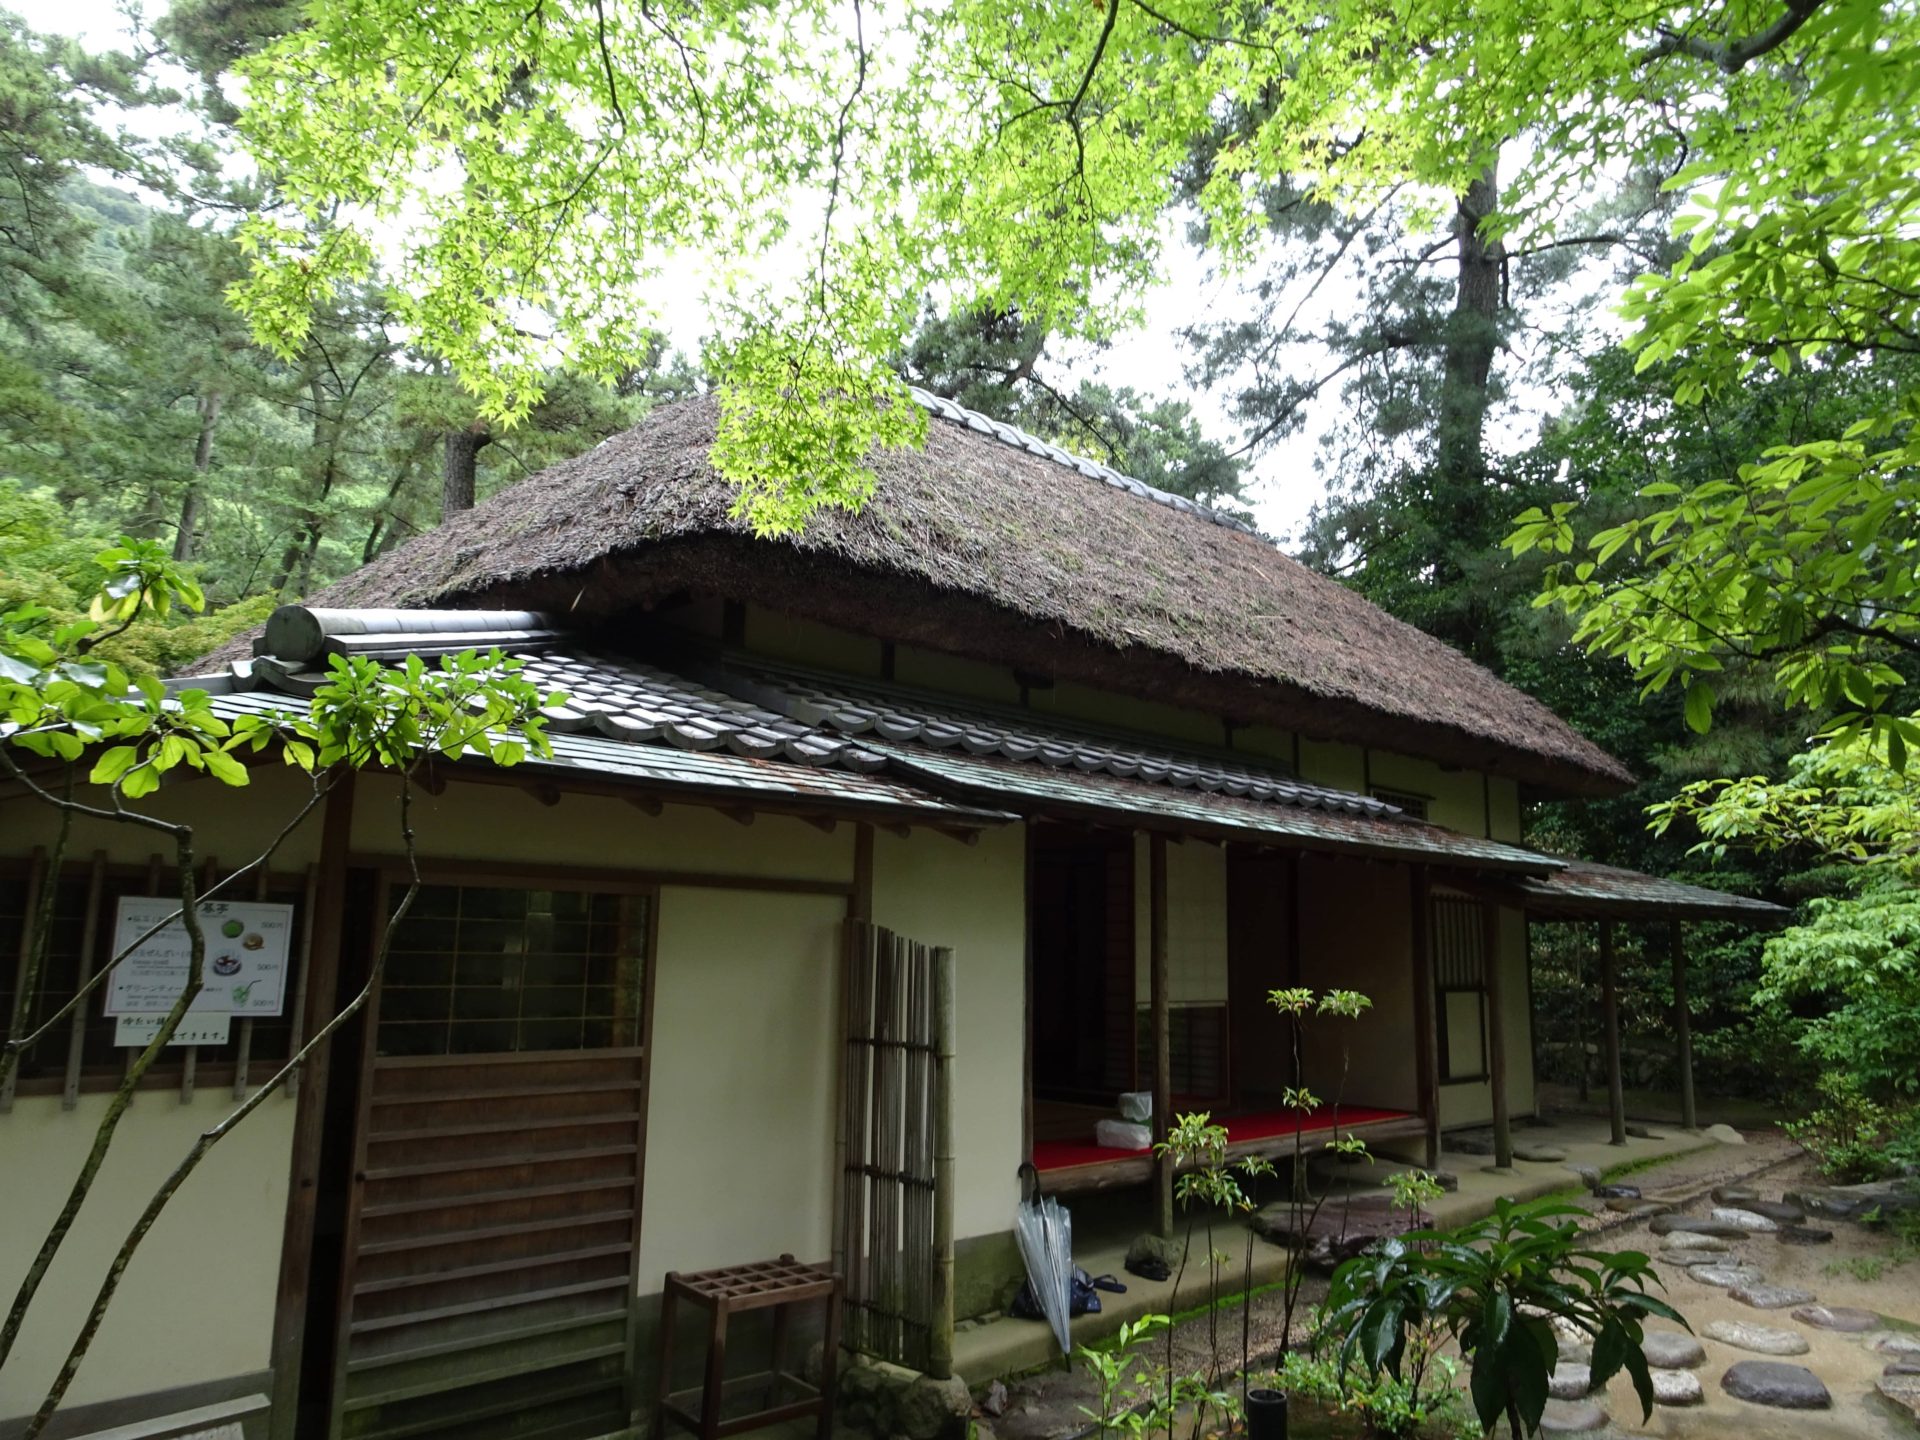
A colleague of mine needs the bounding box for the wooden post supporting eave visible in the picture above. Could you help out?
[1482,902,1513,1170]
[929,945,956,1380]
[1150,832,1172,1239]
[1598,919,1627,1146]
[1670,920,1697,1132]
[1409,866,1440,1169]
[268,771,356,1440]
[833,823,875,1285]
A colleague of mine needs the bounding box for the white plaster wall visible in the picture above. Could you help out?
[869,825,1027,1243]
[0,1091,294,1415]
[350,777,856,881]
[0,763,330,869]
[637,886,845,1292]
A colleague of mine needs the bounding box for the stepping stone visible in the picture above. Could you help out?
[1711,1206,1780,1233]
[1549,1363,1592,1399]
[1651,1215,1750,1239]
[1703,1122,1746,1144]
[1661,1231,1732,1252]
[1786,1178,1920,1220]
[1658,1249,1735,1269]
[1875,1333,1920,1359]
[1558,1339,1593,1365]
[1693,1264,1766,1288]
[1881,1371,1920,1424]
[1565,1163,1603,1190]
[1703,1320,1810,1356]
[1595,1183,1642,1200]
[1713,1184,1761,1206]
[1721,1360,1832,1409]
[1627,1123,1666,1140]
[1731,1282,1816,1310]
[1513,1142,1569,1162]
[1887,1362,1920,1377]
[1792,1303,1881,1332]
[1451,1131,1497,1156]
[1432,1169,1460,1192]
[1777,1224,1834,1245]
[1538,1398,1608,1432]
[1606,1197,1660,1215]
[1743,1199,1806,1224]
[1651,1369,1703,1406]
[1641,1331,1706,1369]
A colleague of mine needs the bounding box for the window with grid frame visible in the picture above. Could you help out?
[374,881,649,1058]
[0,859,311,1097]
[1431,894,1490,1083]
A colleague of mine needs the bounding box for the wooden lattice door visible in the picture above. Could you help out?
[328,878,652,1440]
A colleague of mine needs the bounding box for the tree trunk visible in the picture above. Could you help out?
[1438,158,1503,492]
[173,391,222,563]
[270,376,336,595]
[442,426,492,517]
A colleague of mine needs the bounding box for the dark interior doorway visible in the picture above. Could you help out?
[1028,825,1134,1105]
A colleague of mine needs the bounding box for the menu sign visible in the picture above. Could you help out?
[104,896,295,1021]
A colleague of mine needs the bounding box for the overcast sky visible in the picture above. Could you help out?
[16,0,1559,546]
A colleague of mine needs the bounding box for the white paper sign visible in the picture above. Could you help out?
[104,897,295,1018]
[114,1013,232,1047]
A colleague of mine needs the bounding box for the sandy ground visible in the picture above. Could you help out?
[1571,1147,1917,1440]
[986,1132,1920,1440]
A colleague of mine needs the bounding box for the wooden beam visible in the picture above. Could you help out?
[1482,902,1512,1170]
[801,815,838,834]
[852,824,874,923]
[1670,921,1697,1131]
[1409,866,1440,1169]
[522,780,563,808]
[1150,832,1172,1239]
[268,771,357,1440]
[1,846,48,1114]
[1599,920,1626,1146]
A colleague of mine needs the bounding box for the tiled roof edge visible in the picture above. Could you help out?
[905,386,1260,536]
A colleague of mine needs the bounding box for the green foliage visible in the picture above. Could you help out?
[1786,1073,1916,1185]
[0,536,558,794]
[218,0,1915,538]
[1325,1199,1684,1439]
[1651,722,1920,876]
[1275,1338,1471,1440]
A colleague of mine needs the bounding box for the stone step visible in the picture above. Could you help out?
[1702,1320,1809,1356]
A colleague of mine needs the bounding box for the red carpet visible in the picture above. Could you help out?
[1031,1105,1412,1173]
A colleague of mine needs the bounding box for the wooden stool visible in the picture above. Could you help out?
[656,1254,842,1440]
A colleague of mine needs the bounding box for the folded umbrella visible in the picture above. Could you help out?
[1013,1162,1074,1360]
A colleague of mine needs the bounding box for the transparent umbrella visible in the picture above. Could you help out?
[1014,1163,1074,1360]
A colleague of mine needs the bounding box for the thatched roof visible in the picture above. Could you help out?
[201,391,1632,796]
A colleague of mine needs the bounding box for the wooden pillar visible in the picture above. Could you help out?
[833,822,875,1281]
[1482,902,1512,1170]
[928,945,956,1380]
[1150,832,1172,1239]
[1670,921,1697,1132]
[267,772,356,1440]
[1598,919,1626,1146]
[1409,866,1440,1169]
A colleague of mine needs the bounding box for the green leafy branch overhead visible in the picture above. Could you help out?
[220,0,1916,533]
